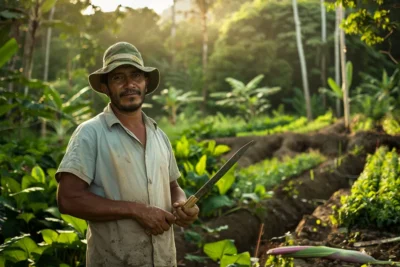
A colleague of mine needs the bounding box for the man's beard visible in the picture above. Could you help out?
[110,88,145,112]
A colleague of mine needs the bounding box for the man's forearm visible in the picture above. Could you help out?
[170,183,187,205]
[58,190,145,222]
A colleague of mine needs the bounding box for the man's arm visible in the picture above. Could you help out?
[170,180,199,227]
[57,172,175,235]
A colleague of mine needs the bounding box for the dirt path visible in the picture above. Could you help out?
[175,126,400,266]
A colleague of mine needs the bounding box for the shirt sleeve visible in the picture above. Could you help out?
[56,123,97,184]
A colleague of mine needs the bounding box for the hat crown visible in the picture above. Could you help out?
[103,42,144,67]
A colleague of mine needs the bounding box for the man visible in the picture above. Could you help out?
[56,42,199,267]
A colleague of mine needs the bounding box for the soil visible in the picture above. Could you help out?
[175,121,400,267]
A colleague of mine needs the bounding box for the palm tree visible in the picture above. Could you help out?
[292,0,312,121]
[211,75,280,122]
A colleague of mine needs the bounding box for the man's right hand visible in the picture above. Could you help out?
[136,205,176,236]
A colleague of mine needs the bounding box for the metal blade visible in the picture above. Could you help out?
[193,140,255,200]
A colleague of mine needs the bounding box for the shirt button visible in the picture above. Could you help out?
[148,178,152,184]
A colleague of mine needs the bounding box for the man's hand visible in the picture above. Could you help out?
[172,201,199,228]
[136,205,176,236]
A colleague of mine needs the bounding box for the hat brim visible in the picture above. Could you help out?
[88,61,160,95]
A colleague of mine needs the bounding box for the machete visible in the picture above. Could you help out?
[182,140,255,209]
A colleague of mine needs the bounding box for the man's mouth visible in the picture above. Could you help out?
[121,89,141,97]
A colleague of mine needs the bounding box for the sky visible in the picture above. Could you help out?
[89,0,174,14]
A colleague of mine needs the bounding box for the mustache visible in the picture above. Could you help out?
[120,89,141,97]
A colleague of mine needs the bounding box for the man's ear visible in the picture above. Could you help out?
[100,83,110,96]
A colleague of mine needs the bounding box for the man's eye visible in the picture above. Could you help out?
[112,75,124,81]
[132,72,142,78]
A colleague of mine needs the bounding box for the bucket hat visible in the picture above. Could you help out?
[88,42,160,95]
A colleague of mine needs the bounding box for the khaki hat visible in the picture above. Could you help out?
[88,42,160,95]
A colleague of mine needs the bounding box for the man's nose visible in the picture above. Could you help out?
[125,76,138,87]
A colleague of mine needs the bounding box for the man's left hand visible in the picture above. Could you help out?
[172,201,199,228]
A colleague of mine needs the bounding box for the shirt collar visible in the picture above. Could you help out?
[103,103,157,131]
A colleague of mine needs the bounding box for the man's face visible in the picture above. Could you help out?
[103,65,147,113]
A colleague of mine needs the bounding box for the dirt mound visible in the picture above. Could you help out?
[259,188,400,267]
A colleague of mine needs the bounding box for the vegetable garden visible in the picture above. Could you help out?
[1,0,400,266]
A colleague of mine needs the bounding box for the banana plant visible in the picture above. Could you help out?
[211,75,280,122]
[152,86,202,125]
[319,61,353,102]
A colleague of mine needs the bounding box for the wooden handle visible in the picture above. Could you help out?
[183,195,198,209]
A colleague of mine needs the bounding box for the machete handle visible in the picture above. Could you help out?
[182,195,198,209]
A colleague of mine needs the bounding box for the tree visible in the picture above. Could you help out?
[320,0,327,107]
[210,74,280,122]
[292,0,312,120]
[338,4,350,129]
[329,0,400,64]
[334,7,341,117]
[193,0,215,113]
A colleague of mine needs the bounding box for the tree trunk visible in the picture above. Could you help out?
[320,0,327,108]
[171,0,177,67]
[339,5,349,129]
[23,0,40,96]
[292,0,312,121]
[41,4,56,138]
[334,8,341,118]
[201,10,208,114]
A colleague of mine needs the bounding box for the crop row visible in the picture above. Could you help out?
[339,146,400,229]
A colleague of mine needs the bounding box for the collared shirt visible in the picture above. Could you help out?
[56,104,181,267]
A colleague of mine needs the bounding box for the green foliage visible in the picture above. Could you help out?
[203,239,251,267]
[180,113,296,140]
[283,88,327,118]
[235,152,326,195]
[238,111,335,136]
[339,146,400,230]
[382,115,400,135]
[350,114,375,133]
[352,69,399,120]
[0,38,18,68]
[173,136,236,217]
[211,75,280,121]
[328,0,398,46]
[152,86,202,125]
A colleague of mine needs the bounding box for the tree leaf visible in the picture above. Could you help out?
[13,236,38,258]
[0,103,17,116]
[61,214,88,236]
[31,166,45,184]
[0,38,18,68]
[327,78,343,98]
[216,168,235,195]
[44,87,62,110]
[195,155,207,176]
[40,229,58,245]
[220,252,251,267]
[56,231,79,245]
[213,145,231,156]
[41,0,57,13]
[9,187,45,197]
[201,195,235,216]
[246,74,264,91]
[203,240,237,261]
[16,213,35,224]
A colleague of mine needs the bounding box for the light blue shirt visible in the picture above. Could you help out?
[57,103,181,267]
